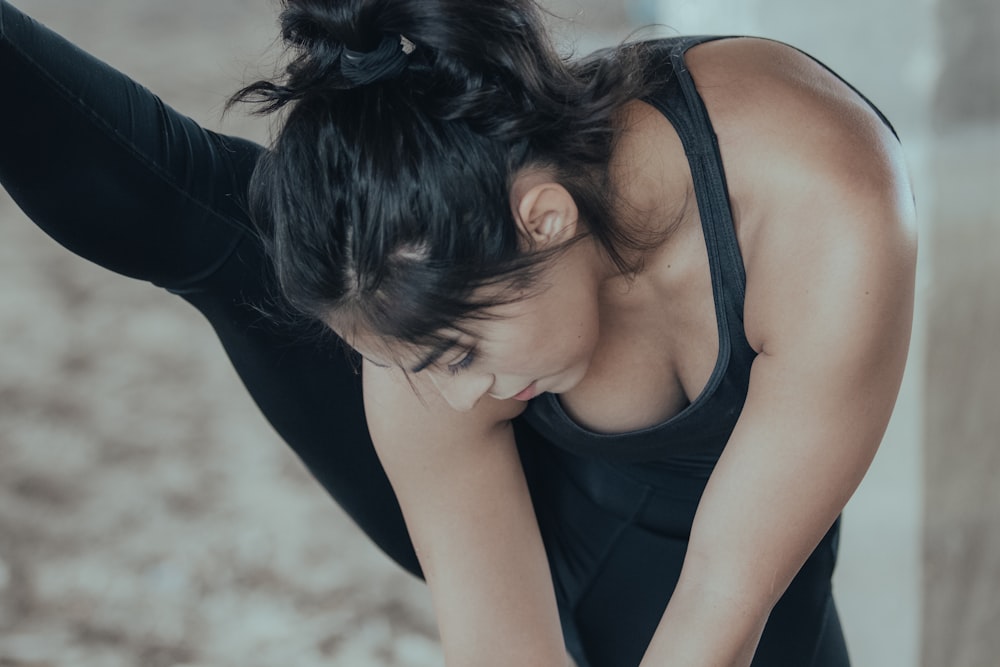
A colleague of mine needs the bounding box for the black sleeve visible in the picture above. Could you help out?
[0,0,262,290]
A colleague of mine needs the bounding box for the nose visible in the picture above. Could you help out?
[428,371,496,412]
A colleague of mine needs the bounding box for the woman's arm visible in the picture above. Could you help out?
[362,362,569,666]
[640,39,917,665]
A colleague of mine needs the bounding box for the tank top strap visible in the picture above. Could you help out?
[642,36,748,324]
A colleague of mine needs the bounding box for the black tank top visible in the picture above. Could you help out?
[521,37,757,472]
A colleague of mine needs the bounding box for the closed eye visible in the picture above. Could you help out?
[446,348,477,375]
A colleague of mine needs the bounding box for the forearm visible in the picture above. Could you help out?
[639,578,770,667]
[424,495,569,667]
[365,369,567,666]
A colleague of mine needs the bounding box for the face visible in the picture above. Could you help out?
[348,250,604,412]
[345,172,608,411]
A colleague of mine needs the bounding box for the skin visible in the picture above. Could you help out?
[353,37,916,667]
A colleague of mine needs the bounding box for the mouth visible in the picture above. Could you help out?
[510,381,538,402]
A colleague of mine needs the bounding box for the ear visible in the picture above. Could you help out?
[512,177,579,248]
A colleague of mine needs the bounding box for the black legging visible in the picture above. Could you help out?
[0,4,850,665]
[0,0,421,579]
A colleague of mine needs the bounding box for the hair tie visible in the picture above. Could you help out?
[341,34,416,87]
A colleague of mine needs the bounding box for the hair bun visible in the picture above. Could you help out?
[230,1,417,112]
[281,0,416,88]
[340,34,416,87]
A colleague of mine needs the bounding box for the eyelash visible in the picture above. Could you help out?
[446,348,477,375]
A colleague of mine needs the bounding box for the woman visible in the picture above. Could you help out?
[0,0,916,665]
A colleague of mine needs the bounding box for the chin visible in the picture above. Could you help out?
[549,364,588,395]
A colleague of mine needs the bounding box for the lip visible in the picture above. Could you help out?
[511,381,538,402]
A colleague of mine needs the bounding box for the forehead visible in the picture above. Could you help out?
[329,272,558,366]
[342,327,463,372]
[339,298,543,369]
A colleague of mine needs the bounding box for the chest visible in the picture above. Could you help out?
[557,235,723,434]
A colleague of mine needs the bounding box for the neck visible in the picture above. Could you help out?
[606,99,695,276]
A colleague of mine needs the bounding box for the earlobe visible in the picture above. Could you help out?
[513,180,579,248]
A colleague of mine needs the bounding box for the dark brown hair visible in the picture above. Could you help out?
[231,0,662,351]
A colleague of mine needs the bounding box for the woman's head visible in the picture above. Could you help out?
[232,0,658,365]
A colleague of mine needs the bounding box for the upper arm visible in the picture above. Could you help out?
[646,38,917,660]
[690,175,916,591]
[362,363,566,665]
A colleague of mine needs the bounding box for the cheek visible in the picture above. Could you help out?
[566,320,600,368]
[539,306,600,369]
[562,292,601,347]
[488,290,601,374]
[570,313,599,346]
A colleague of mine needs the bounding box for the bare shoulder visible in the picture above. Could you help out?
[683,38,917,351]
[683,37,909,209]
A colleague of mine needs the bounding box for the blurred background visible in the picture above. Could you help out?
[0,1,996,665]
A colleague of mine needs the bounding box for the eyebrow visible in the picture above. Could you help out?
[409,339,461,374]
